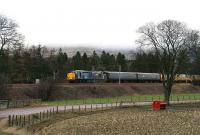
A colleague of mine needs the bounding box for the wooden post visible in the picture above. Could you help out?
[7,100,10,109]
[19,115,22,127]
[42,111,45,120]
[85,105,86,112]
[53,108,55,115]
[72,105,74,112]
[23,115,25,127]
[91,104,92,110]
[116,102,117,108]
[28,115,31,126]
[96,104,97,110]
[8,115,11,126]
[101,103,103,110]
[40,112,42,121]
[79,105,80,112]
[47,110,49,119]
[15,115,18,126]
[56,106,58,114]
[12,115,14,126]
[64,105,66,113]
[32,114,34,125]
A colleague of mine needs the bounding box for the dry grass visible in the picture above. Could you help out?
[36,105,200,135]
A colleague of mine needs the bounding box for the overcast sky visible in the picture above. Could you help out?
[0,0,200,49]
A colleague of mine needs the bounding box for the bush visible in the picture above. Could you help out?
[38,78,55,101]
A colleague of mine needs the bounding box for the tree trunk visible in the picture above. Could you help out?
[164,83,172,105]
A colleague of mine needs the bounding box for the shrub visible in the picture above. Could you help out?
[38,78,55,101]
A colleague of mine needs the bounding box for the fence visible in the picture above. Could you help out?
[7,94,200,128]
[8,102,126,127]
[49,94,200,106]
[0,99,41,110]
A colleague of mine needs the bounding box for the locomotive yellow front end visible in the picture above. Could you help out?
[67,72,76,82]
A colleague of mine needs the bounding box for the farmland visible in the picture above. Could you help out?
[37,104,200,135]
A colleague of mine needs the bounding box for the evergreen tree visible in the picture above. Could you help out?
[72,51,82,70]
[90,51,100,70]
[116,53,127,71]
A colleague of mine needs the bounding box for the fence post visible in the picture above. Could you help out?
[64,105,66,113]
[15,115,18,126]
[23,115,25,127]
[19,115,22,127]
[47,110,49,119]
[96,104,97,110]
[40,112,42,121]
[8,115,11,126]
[91,104,92,110]
[85,104,86,112]
[72,105,74,112]
[7,100,10,109]
[28,115,31,126]
[101,103,103,110]
[32,114,34,125]
[79,105,80,112]
[12,115,14,126]
[56,106,58,114]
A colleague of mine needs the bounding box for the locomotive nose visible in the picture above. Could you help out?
[67,72,76,81]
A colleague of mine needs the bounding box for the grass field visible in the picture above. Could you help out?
[0,130,13,135]
[38,104,200,135]
[43,93,200,106]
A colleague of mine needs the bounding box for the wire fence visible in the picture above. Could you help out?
[7,94,200,128]
[8,102,123,127]
[0,99,41,110]
[46,94,200,106]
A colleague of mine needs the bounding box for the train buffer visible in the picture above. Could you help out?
[152,101,166,110]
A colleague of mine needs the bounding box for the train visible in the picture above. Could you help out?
[66,70,199,83]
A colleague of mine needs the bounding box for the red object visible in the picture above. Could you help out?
[152,101,166,110]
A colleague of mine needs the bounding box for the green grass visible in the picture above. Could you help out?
[43,93,200,106]
[0,130,13,135]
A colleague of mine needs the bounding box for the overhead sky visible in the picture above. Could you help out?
[0,0,200,49]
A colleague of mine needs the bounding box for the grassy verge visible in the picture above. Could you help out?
[43,93,200,106]
[0,130,13,135]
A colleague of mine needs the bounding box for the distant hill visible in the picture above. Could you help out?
[52,46,135,60]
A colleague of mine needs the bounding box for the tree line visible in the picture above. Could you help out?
[1,15,200,103]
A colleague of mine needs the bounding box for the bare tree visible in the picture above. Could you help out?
[137,20,191,105]
[0,15,24,55]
